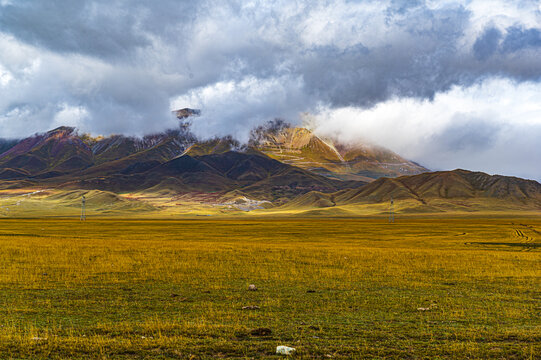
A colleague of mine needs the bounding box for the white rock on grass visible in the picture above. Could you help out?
[248,284,257,291]
[276,345,296,355]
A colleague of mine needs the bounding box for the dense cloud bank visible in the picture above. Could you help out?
[0,0,540,179]
[314,78,541,181]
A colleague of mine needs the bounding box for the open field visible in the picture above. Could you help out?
[0,217,539,359]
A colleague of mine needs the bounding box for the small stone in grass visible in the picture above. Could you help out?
[417,303,438,311]
[242,305,260,310]
[276,345,296,355]
[248,284,257,291]
[250,327,272,336]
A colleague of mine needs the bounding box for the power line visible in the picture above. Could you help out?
[389,196,394,223]
[80,195,86,221]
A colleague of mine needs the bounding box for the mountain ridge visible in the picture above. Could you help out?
[250,120,429,181]
[282,169,541,213]
[0,115,429,184]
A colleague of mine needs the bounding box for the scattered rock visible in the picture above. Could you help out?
[248,284,258,291]
[170,294,188,301]
[417,303,438,311]
[242,305,260,310]
[250,327,272,336]
[276,345,296,355]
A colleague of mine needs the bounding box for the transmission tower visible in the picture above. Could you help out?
[80,195,86,221]
[389,196,394,223]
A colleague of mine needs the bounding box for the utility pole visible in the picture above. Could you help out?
[389,196,394,223]
[80,195,86,221]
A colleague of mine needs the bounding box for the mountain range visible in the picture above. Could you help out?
[0,110,539,216]
[283,169,541,215]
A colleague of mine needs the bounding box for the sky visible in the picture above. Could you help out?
[0,0,540,180]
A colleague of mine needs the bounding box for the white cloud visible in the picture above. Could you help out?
[172,75,309,142]
[313,77,541,180]
[52,104,90,130]
[0,64,12,87]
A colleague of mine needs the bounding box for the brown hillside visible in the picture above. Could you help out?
[250,121,428,181]
[285,169,541,212]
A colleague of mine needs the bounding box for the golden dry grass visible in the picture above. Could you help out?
[0,217,539,359]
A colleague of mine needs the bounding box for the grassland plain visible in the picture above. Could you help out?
[0,217,539,359]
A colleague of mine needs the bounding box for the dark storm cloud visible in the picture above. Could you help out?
[0,1,148,59]
[501,26,541,53]
[473,27,502,61]
[300,5,469,107]
[0,0,541,119]
[0,0,197,60]
[473,25,541,62]
[0,0,541,143]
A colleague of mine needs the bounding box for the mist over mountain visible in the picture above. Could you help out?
[0,113,425,184]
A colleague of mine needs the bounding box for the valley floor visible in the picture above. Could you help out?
[0,218,539,359]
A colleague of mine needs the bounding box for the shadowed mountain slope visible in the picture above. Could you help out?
[0,122,365,205]
[63,151,359,201]
[0,127,196,180]
[0,127,94,177]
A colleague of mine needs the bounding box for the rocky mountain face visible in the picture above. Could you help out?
[0,126,196,180]
[249,120,428,181]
